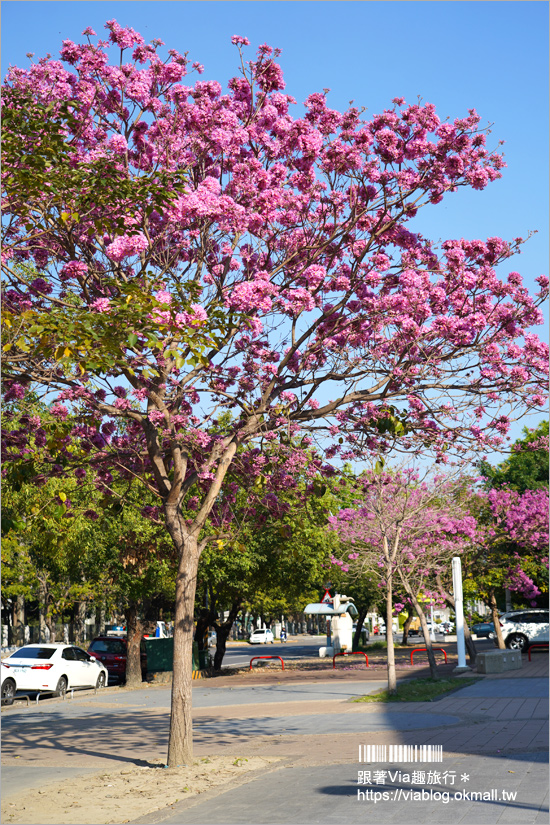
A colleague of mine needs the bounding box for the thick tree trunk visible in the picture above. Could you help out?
[489,590,505,649]
[38,581,48,643]
[125,603,144,687]
[213,599,242,671]
[194,606,217,652]
[401,611,413,645]
[166,525,200,767]
[73,600,86,646]
[14,595,25,647]
[352,606,368,651]
[386,579,397,694]
[95,605,106,637]
[45,614,56,643]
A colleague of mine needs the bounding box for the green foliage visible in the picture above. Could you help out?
[1,402,176,625]
[479,421,549,493]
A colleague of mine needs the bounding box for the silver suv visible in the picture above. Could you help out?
[494,609,549,652]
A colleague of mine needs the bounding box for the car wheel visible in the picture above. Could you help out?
[55,676,68,697]
[2,678,16,706]
[506,633,528,652]
[96,672,106,689]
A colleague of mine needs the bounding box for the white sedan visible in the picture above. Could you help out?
[249,628,274,644]
[1,661,18,705]
[4,643,108,696]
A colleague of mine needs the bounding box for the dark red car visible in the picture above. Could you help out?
[87,636,147,683]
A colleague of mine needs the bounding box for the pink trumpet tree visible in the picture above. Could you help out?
[1,22,548,761]
[328,469,477,688]
[477,486,549,648]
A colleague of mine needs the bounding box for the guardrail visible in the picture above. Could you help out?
[1,694,30,707]
[249,656,285,671]
[1,684,104,709]
[528,643,549,661]
[332,651,369,669]
[410,648,448,665]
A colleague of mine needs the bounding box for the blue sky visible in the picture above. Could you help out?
[2,2,547,288]
[2,1,548,457]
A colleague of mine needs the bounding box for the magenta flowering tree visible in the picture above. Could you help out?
[328,469,477,688]
[473,486,549,648]
[2,21,548,760]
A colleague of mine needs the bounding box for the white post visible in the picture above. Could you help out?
[430,602,436,641]
[452,556,470,672]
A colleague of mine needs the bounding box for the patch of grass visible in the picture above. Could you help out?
[353,677,482,703]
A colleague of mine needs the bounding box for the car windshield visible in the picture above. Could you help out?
[10,646,55,659]
[89,639,126,654]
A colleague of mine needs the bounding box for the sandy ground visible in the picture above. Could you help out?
[0,755,280,825]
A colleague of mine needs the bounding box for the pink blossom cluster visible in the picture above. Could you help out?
[106,232,149,262]
[1,22,548,536]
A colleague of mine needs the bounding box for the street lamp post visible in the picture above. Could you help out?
[452,556,471,673]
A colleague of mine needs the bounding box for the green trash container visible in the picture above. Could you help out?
[144,637,174,672]
[198,649,211,670]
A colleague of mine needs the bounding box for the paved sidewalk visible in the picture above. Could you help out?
[2,654,548,824]
[133,753,549,824]
[128,662,548,824]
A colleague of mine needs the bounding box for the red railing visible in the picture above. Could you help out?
[249,656,285,671]
[528,643,549,661]
[410,648,448,665]
[332,651,369,669]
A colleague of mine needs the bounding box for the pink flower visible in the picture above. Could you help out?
[50,403,68,419]
[90,297,111,312]
[106,233,148,262]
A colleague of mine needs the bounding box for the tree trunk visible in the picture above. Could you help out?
[386,578,397,694]
[73,600,86,646]
[166,525,200,767]
[95,605,106,637]
[400,578,438,679]
[401,611,413,645]
[45,614,56,643]
[352,606,368,651]
[435,574,477,666]
[125,603,144,687]
[194,606,217,652]
[14,595,25,647]
[38,581,48,643]
[489,589,505,649]
[213,599,242,671]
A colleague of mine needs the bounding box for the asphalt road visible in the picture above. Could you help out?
[217,634,330,668]
[216,632,481,670]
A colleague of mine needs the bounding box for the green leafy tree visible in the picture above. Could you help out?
[479,422,549,493]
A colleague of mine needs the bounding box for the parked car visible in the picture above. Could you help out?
[439,621,455,634]
[472,621,495,638]
[248,628,274,644]
[88,636,147,683]
[4,644,108,696]
[1,661,18,705]
[493,609,549,652]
